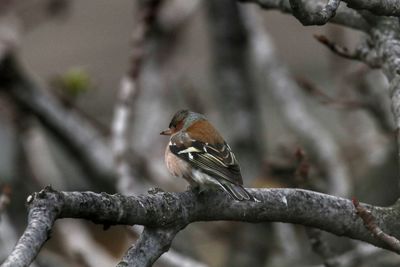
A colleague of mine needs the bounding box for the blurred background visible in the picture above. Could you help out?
[0,0,399,266]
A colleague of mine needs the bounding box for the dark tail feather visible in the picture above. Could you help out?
[218,182,256,201]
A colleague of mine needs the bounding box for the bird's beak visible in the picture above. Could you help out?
[160,128,173,135]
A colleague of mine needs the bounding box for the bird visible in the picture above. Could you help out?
[160,109,254,201]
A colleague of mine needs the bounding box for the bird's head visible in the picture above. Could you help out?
[160,109,205,136]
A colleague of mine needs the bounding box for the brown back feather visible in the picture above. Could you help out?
[186,120,224,145]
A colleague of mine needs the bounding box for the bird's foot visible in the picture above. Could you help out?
[148,187,165,195]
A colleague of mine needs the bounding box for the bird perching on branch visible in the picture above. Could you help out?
[161,110,255,201]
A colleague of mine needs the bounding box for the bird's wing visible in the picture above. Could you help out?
[169,133,243,185]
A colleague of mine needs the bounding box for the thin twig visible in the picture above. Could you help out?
[295,76,365,110]
[314,34,381,68]
[314,34,360,60]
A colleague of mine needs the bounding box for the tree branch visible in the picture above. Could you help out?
[353,198,400,254]
[240,0,369,31]
[341,0,400,16]
[306,228,339,267]
[242,0,400,20]
[362,17,400,174]
[111,0,161,194]
[314,34,381,68]
[244,6,351,196]
[117,226,182,267]
[0,54,116,191]
[3,186,400,267]
[206,0,265,179]
[289,0,340,26]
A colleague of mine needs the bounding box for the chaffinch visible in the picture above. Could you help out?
[160,109,254,201]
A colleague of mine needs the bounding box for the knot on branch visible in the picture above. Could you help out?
[289,0,340,26]
[26,185,64,216]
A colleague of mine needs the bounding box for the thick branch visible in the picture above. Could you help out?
[3,186,400,266]
[341,0,400,16]
[364,18,400,173]
[1,189,59,267]
[117,227,181,267]
[240,0,369,30]
[289,0,340,26]
[242,0,400,19]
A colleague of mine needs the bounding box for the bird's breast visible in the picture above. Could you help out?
[165,145,191,178]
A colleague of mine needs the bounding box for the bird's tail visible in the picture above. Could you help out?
[218,182,257,201]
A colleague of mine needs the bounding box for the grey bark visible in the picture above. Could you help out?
[3,186,400,267]
[117,227,182,267]
[240,0,369,31]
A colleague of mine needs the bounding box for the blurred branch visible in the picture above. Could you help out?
[0,14,20,62]
[206,0,265,178]
[0,214,19,262]
[244,6,351,196]
[158,0,200,33]
[242,0,400,174]
[206,2,269,266]
[295,76,364,110]
[306,228,339,267]
[308,244,383,267]
[5,186,400,266]
[350,71,394,133]
[0,188,17,262]
[112,2,208,266]
[57,220,116,267]
[160,248,209,267]
[296,73,394,134]
[111,0,161,194]
[317,17,400,175]
[0,55,115,191]
[0,185,11,216]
